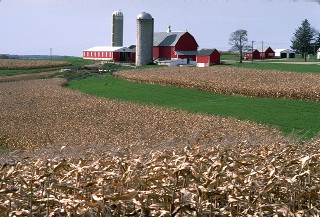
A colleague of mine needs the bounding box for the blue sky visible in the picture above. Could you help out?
[0,0,319,56]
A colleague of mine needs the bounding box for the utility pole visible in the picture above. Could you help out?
[251,41,255,63]
[261,41,264,59]
[313,43,316,62]
[50,48,53,59]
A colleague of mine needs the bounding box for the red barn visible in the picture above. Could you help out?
[245,49,260,60]
[196,49,220,67]
[258,47,275,59]
[83,46,135,63]
[153,27,198,63]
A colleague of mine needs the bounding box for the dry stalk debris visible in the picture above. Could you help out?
[0,59,70,70]
[1,78,317,216]
[1,140,320,216]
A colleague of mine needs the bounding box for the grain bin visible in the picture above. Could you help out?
[112,10,124,47]
[136,12,154,66]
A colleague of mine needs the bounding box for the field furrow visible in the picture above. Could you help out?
[1,78,320,216]
[0,78,284,156]
[0,59,70,70]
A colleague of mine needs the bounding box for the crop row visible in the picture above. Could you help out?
[1,78,316,216]
[0,78,284,152]
[115,67,320,101]
[1,139,320,216]
[0,59,70,70]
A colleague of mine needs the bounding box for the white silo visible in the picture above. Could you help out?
[112,10,124,47]
[136,12,154,66]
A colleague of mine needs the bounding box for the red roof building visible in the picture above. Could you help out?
[153,26,198,62]
[258,47,275,59]
[196,49,220,67]
[245,49,260,60]
[83,46,135,63]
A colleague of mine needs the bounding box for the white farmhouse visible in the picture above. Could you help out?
[317,48,320,60]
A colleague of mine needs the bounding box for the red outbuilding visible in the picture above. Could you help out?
[245,49,260,60]
[196,49,220,67]
[258,47,275,59]
[83,46,135,63]
[153,26,199,62]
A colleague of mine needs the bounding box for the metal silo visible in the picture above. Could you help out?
[136,12,154,66]
[112,10,123,47]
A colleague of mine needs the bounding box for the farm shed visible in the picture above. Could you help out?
[245,49,260,60]
[153,26,199,63]
[196,49,220,67]
[83,46,135,63]
[317,48,320,60]
[274,49,296,59]
[258,47,275,59]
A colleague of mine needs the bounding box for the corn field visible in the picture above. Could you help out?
[1,139,320,216]
[0,79,284,152]
[115,67,320,101]
[0,78,319,216]
[0,59,70,70]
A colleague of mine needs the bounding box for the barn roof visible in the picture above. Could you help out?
[175,50,198,55]
[83,46,135,52]
[257,46,274,52]
[274,49,295,53]
[154,31,187,46]
[317,48,320,52]
[197,49,218,56]
[246,49,260,54]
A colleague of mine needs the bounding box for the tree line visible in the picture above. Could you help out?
[229,19,320,63]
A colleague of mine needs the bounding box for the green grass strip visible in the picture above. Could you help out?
[67,76,320,140]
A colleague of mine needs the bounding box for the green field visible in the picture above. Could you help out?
[68,75,320,140]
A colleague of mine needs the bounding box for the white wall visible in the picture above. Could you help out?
[157,59,196,67]
[197,63,206,67]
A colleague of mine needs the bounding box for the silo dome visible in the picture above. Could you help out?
[112,10,123,17]
[137,12,153,20]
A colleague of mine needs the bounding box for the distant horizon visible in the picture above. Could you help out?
[1,0,319,56]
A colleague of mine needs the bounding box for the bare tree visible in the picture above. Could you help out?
[229,29,248,63]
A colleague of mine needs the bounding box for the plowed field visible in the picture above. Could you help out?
[0,78,284,157]
[1,78,320,216]
[115,66,320,101]
[0,59,70,70]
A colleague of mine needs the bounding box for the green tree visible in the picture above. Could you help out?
[229,29,248,63]
[315,33,320,51]
[291,19,317,61]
